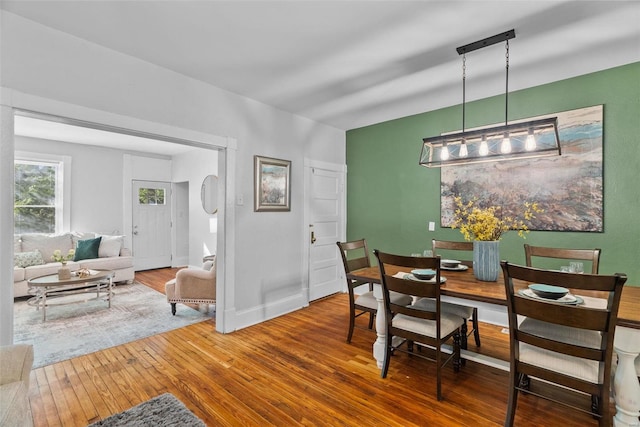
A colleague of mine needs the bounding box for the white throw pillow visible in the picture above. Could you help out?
[98,235,124,257]
[21,233,73,263]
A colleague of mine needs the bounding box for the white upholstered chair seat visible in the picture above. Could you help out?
[392,312,464,338]
[355,291,412,311]
[519,318,602,383]
[354,291,377,310]
[412,297,475,320]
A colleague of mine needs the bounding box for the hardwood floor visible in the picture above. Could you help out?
[27,269,602,426]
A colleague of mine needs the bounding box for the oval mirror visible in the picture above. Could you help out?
[201,174,219,214]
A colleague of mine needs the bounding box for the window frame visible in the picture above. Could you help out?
[14,151,71,234]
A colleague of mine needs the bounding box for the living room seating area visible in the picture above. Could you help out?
[13,232,134,298]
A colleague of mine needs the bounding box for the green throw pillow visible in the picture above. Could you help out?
[14,250,45,268]
[74,236,102,261]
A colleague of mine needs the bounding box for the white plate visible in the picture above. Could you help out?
[519,289,583,305]
[441,264,469,271]
[404,274,447,284]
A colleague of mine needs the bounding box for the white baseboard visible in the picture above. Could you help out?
[233,291,307,331]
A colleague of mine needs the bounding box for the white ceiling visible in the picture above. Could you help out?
[4,0,640,150]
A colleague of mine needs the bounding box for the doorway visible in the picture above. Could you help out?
[1,106,236,345]
[305,161,346,301]
[132,180,172,271]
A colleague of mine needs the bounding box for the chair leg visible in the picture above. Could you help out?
[347,305,356,343]
[368,310,374,329]
[171,303,176,315]
[460,320,469,350]
[504,371,520,427]
[519,374,530,391]
[436,343,442,401]
[472,308,481,347]
[592,395,608,425]
[453,330,461,373]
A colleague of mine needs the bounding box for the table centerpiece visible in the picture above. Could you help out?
[51,248,75,280]
[451,196,542,281]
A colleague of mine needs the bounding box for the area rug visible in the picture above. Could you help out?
[13,282,213,368]
[88,393,206,427]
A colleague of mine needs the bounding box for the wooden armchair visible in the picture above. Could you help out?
[165,259,216,315]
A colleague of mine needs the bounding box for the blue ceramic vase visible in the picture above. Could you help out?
[473,240,500,282]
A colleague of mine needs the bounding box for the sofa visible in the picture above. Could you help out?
[13,232,134,298]
[0,344,34,427]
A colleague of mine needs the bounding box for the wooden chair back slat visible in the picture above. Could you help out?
[524,244,601,274]
[432,239,473,266]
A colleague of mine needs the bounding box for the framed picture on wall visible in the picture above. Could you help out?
[440,105,603,232]
[254,155,291,212]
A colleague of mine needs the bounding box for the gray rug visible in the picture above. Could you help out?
[88,393,206,427]
[14,282,213,368]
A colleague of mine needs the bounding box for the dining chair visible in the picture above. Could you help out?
[500,261,627,426]
[374,250,464,401]
[336,239,413,344]
[336,239,376,343]
[419,239,481,348]
[524,244,601,274]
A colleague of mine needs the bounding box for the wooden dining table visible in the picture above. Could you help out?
[347,265,640,427]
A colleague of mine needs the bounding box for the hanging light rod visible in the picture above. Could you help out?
[420,28,561,168]
[456,29,515,54]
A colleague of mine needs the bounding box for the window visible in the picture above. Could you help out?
[14,153,70,234]
[138,187,166,205]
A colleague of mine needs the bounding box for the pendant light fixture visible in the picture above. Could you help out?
[419,29,561,168]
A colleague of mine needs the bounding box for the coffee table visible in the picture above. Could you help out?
[27,270,115,321]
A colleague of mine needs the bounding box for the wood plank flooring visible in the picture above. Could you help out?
[27,268,603,426]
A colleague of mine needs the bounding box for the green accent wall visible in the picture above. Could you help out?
[346,62,640,285]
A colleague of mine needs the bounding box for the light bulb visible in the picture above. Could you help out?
[459,142,468,157]
[500,134,512,153]
[479,137,489,156]
[440,145,450,161]
[525,131,536,151]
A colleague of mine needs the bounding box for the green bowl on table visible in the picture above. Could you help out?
[411,269,436,280]
[528,283,569,300]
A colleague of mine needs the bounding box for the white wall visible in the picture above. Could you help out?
[1,11,346,332]
[15,135,132,234]
[172,148,218,267]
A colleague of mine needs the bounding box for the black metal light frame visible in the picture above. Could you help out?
[419,29,561,168]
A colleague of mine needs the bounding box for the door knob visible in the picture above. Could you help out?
[311,231,317,244]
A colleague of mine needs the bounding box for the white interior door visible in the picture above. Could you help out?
[132,180,172,270]
[307,166,345,301]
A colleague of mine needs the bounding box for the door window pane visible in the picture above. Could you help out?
[138,188,166,205]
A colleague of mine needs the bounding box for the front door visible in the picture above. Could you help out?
[132,180,172,270]
[307,165,345,301]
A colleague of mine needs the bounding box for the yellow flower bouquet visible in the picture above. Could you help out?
[451,196,542,241]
